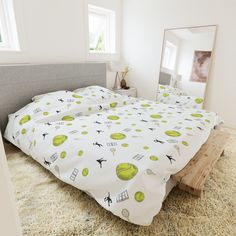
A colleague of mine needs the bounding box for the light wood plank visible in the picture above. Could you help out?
[0,133,23,235]
[172,130,231,197]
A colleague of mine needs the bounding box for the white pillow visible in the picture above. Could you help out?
[32,90,69,101]
[73,86,123,100]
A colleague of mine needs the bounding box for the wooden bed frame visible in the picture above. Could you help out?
[172,129,230,196]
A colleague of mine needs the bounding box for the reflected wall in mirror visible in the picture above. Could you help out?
[157,25,217,109]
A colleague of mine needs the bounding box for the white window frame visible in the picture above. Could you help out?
[88,4,115,54]
[162,41,178,72]
[0,0,20,51]
[86,2,119,61]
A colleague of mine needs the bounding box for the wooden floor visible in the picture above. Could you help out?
[172,129,231,197]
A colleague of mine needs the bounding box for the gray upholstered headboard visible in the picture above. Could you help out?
[0,63,106,132]
[159,72,172,85]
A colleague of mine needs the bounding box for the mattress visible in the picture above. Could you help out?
[4,86,219,225]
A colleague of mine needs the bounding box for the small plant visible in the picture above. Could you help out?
[121,66,131,80]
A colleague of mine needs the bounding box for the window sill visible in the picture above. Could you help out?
[161,67,175,75]
[0,48,21,52]
[87,52,120,62]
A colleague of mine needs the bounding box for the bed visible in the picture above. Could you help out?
[1,63,223,226]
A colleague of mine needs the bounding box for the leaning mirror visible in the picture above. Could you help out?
[157,25,217,109]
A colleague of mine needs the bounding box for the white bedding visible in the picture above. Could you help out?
[4,86,219,226]
[157,84,204,109]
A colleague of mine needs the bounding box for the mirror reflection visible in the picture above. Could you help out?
[157,25,217,109]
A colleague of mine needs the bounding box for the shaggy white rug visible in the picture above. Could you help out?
[6,129,236,236]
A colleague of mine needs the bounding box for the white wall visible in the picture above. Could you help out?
[0,0,122,88]
[0,0,86,63]
[122,0,236,128]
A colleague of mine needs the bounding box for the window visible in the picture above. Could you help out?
[88,4,116,54]
[162,41,178,71]
[0,0,8,48]
[0,0,20,51]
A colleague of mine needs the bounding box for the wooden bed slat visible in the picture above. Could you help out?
[172,130,231,197]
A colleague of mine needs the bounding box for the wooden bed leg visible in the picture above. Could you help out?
[178,183,202,197]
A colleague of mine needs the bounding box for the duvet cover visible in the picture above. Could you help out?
[5,86,219,225]
[157,84,204,109]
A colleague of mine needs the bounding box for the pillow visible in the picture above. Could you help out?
[4,86,135,146]
[9,86,132,129]
[73,86,123,100]
[32,90,70,101]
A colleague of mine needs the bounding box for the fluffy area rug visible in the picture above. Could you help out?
[6,129,236,236]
